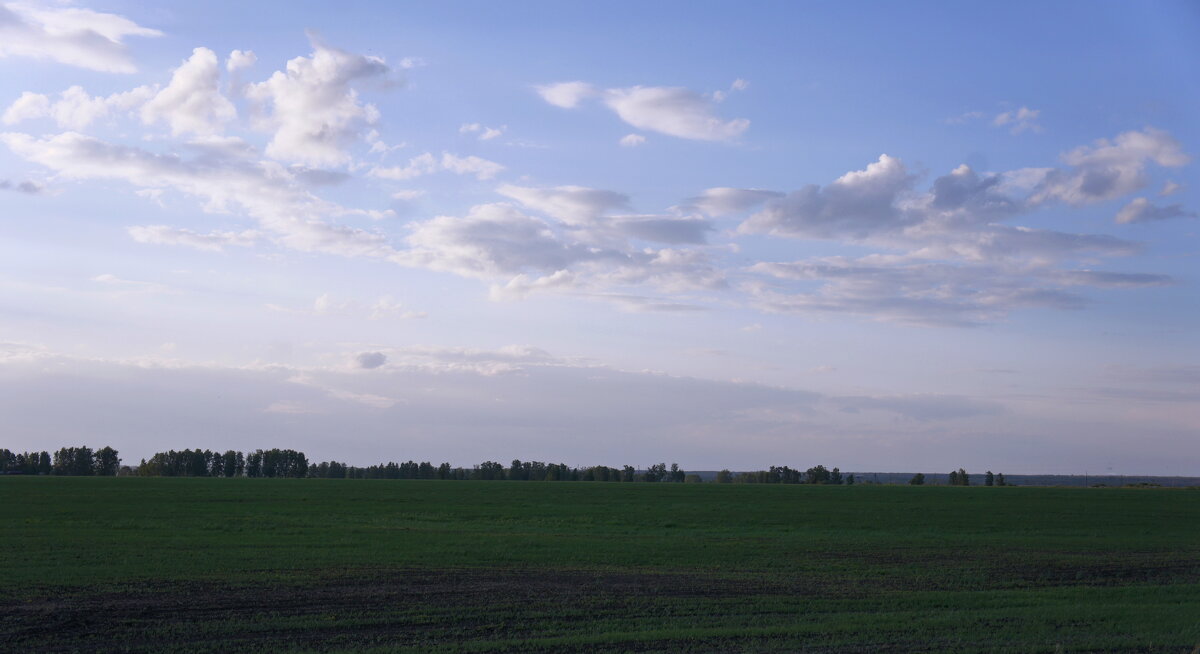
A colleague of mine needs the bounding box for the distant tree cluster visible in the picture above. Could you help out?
[713,465,852,485]
[123,451,692,482]
[945,469,1008,486]
[0,447,119,476]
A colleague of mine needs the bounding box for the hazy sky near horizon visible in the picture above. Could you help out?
[1,1,1197,473]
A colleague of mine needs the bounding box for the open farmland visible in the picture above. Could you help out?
[2,478,1198,652]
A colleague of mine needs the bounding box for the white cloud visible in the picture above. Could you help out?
[731,79,749,91]
[728,129,1187,326]
[739,154,915,239]
[1114,197,1197,224]
[226,49,256,72]
[127,224,260,252]
[1,91,49,124]
[371,152,504,181]
[538,81,749,141]
[685,187,783,216]
[1160,180,1182,197]
[390,189,424,201]
[3,84,154,130]
[399,203,591,279]
[0,2,161,73]
[619,133,645,147]
[397,202,723,298]
[245,39,392,166]
[460,122,505,140]
[1030,127,1189,205]
[370,152,437,180]
[496,184,628,225]
[141,47,236,136]
[993,106,1041,134]
[603,86,749,141]
[535,81,597,108]
[2,131,398,260]
[440,152,504,179]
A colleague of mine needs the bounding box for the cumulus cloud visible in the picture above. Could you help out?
[141,47,236,136]
[0,3,161,73]
[3,85,154,130]
[245,39,392,166]
[619,133,645,147]
[1030,127,1189,205]
[1160,180,1182,196]
[538,80,749,141]
[992,106,1040,134]
[226,49,256,72]
[398,203,594,279]
[1114,197,1197,224]
[127,225,260,252]
[535,81,597,108]
[397,201,724,301]
[741,144,1171,320]
[440,152,504,179]
[740,154,916,239]
[603,86,749,141]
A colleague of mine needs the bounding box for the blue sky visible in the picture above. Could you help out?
[0,1,1196,473]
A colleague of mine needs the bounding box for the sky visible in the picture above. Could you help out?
[0,0,1197,474]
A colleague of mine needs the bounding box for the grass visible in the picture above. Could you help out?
[2,478,1198,652]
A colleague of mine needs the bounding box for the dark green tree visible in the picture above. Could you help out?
[909,473,926,485]
[93,446,120,476]
[985,470,995,486]
[805,465,830,485]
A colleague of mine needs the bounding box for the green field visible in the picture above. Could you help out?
[2,478,1198,652]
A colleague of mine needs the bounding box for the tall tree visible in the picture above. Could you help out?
[93,447,120,476]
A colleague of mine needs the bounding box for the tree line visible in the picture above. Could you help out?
[4,445,1012,487]
[908,469,1010,486]
[0,447,120,476]
[713,464,855,485]
[3,446,700,482]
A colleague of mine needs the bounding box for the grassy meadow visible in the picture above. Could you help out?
[2,478,1198,652]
